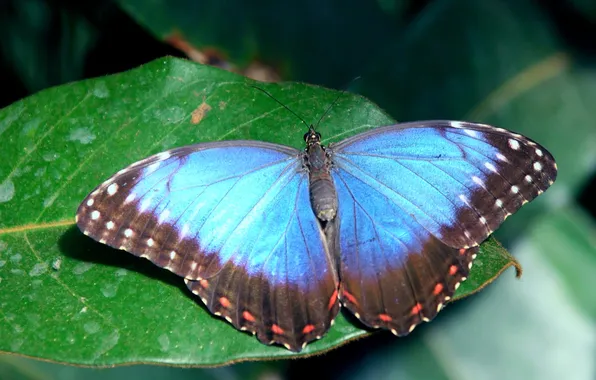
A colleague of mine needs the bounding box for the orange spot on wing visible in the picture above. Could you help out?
[411,303,423,315]
[199,279,209,289]
[328,289,338,310]
[219,296,231,308]
[302,324,315,334]
[459,248,466,255]
[341,289,358,306]
[242,311,256,322]
[449,265,458,276]
[433,283,444,295]
[379,314,392,322]
[271,324,284,335]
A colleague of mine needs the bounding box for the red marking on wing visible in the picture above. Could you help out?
[328,289,338,310]
[271,324,284,335]
[378,314,392,322]
[242,311,256,322]
[341,289,358,306]
[199,279,209,288]
[433,283,444,295]
[459,248,466,255]
[449,265,458,275]
[411,303,423,315]
[302,324,315,334]
[219,296,231,309]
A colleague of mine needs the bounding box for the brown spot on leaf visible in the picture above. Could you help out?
[165,31,280,82]
[191,102,212,125]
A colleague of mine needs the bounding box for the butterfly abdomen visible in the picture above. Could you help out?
[309,173,338,221]
[306,144,338,221]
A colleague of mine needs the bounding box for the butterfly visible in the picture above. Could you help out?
[76,117,556,352]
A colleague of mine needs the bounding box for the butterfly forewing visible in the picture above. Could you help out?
[332,120,557,248]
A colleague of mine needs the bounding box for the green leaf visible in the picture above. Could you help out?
[0,57,520,366]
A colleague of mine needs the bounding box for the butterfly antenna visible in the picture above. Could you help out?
[250,85,311,129]
[314,76,361,129]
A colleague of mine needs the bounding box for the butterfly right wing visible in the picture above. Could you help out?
[76,141,340,351]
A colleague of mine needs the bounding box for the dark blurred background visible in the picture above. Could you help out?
[1,0,595,379]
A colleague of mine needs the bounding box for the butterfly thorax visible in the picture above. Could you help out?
[304,129,338,222]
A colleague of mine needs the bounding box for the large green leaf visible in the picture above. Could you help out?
[0,57,520,366]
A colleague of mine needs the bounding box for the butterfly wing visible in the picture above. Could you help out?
[331,120,556,334]
[76,141,340,351]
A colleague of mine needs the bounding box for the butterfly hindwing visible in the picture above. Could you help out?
[331,120,556,333]
[333,167,478,333]
[76,141,340,351]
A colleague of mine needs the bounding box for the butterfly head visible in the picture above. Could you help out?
[304,125,322,147]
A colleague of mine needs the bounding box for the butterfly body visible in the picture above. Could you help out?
[304,127,338,222]
[76,120,557,352]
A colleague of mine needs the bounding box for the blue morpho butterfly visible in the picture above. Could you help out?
[76,89,557,352]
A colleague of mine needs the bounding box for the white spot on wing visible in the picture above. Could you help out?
[511,185,519,194]
[533,162,542,171]
[508,139,520,150]
[450,121,465,128]
[107,183,118,196]
[495,199,503,208]
[496,153,508,162]
[86,199,94,207]
[472,176,485,187]
[91,210,100,220]
[146,162,161,174]
[156,151,171,161]
[525,175,533,183]
[106,221,115,230]
[124,192,136,204]
[484,162,497,172]
[535,148,543,157]
[464,129,478,137]
[147,238,154,247]
[124,228,133,238]
[169,251,176,260]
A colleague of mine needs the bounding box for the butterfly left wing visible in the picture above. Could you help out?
[76,141,340,351]
[330,120,556,334]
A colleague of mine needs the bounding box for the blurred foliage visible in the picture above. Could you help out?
[0,0,594,379]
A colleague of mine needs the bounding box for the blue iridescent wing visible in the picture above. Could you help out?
[76,141,340,351]
[331,120,556,334]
